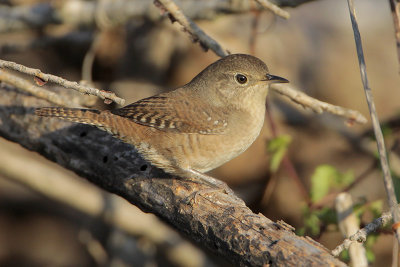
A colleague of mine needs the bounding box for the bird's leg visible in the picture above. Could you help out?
[179,168,242,205]
[186,169,233,193]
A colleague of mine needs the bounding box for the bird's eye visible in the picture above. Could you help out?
[235,74,248,84]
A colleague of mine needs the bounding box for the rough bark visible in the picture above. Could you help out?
[0,84,346,266]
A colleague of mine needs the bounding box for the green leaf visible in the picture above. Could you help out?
[332,170,354,188]
[316,207,337,225]
[310,165,336,203]
[299,205,337,237]
[298,205,321,236]
[366,249,375,263]
[305,212,321,236]
[296,227,305,236]
[340,249,350,262]
[266,135,292,172]
[310,165,354,203]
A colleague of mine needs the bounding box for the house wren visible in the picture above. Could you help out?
[35,54,288,189]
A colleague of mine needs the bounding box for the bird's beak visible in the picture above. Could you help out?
[264,74,289,83]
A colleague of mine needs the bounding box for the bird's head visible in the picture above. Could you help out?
[189,54,288,110]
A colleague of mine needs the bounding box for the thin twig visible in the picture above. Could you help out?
[0,69,75,107]
[332,208,392,256]
[254,0,290,19]
[81,33,100,82]
[271,83,367,124]
[154,0,229,58]
[0,59,125,105]
[389,0,400,71]
[346,0,400,246]
[393,237,399,267]
[335,193,368,266]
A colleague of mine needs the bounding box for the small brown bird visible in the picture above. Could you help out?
[36,54,288,189]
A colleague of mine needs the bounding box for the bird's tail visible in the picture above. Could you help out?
[35,107,132,141]
[35,107,107,125]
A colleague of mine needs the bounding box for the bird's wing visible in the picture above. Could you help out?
[111,95,229,134]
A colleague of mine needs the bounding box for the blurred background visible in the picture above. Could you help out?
[0,0,399,266]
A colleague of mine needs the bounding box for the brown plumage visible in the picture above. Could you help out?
[35,54,288,188]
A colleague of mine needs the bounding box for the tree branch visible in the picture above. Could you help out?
[0,59,125,105]
[154,0,229,57]
[270,83,367,124]
[0,69,75,107]
[346,0,400,245]
[335,193,368,266]
[332,208,392,257]
[0,82,346,266]
[388,0,400,71]
[254,0,290,19]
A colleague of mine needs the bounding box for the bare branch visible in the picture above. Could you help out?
[388,0,400,71]
[270,83,367,124]
[0,69,75,107]
[335,193,368,266]
[0,80,346,267]
[254,0,290,19]
[0,59,125,105]
[154,0,229,57]
[346,0,400,245]
[332,208,392,257]
[393,239,399,267]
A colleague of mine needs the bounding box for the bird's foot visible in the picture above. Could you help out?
[185,169,236,196]
[180,169,245,205]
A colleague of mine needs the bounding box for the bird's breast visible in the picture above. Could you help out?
[185,108,266,172]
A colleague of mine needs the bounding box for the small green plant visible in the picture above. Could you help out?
[298,165,382,264]
[266,134,291,173]
[310,165,354,203]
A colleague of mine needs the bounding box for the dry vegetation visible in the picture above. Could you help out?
[0,0,399,266]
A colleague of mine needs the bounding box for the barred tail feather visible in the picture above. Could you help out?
[35,107,134,141]
[35,107,105,127]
